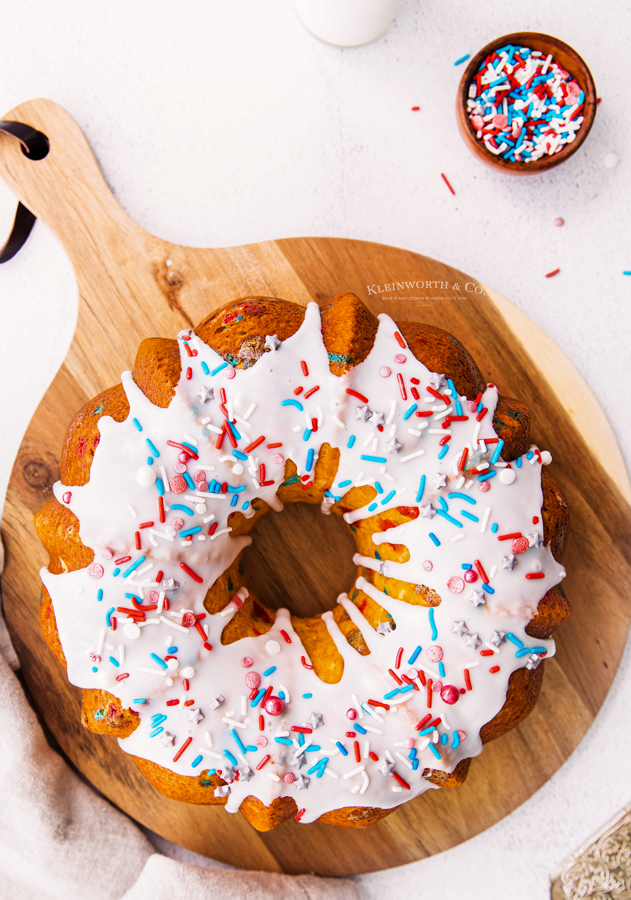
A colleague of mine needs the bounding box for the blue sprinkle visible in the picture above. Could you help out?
[227,484,246,493]
[374,481,384,494]
[150,653,168,669]
[211,362,228,376]
[482,583,495,594]
[441,734,448,745]
[232,449,248,460]
[251,688,265,707]
[112,567,120,577]
[231,728,247,754]
[263,666,277,677]
[516,457,523,468]
[181,441,197,454]
[429,532,440,546]
[281,398,304,410]
[452,731,460,749]
[438,662,445,677]
[224,750,238,766]
[336,741,348,756]
[491,440,504,465]
[408,748,417,760]
[168,646,178,654]
[507,633,525,649]
[412,758,419,770]
[132,418,143,431]
[354,723,367,735]
[447,378,457,397]
[122,556,146,578]
[306,448,314,471]
[245,746,257,753]
[418,726,436,736]
[150,726,164,738]
[97,589,103,602]
[462,563,472,570]
[478,471,497,482]
[242,501,250,511]
[455,399,463,417]
[274,736,293,746]
[491,522,499,533]
[92,665,98,672]
[384,689,400,700]
[171,504,194,515]
[180,526,202,537]
[303,428,312,442]
[428,743,441,760]
[429,607,438,641]
[438,496,448,511]
[151,714,166,725]
[368,503,378,512]
[403,403,418,420]
[408,646,422,665]
[416,473,426,503]
[106,607,115,626]
[145,438,159,457]
[381,490,396,505]
[436,509,462,528]
[207,768,217,776]
[526,450,534,460]
[461,510,479,522]
[192,755,203,768]
[183,472,196,490]
[133,699,147,704]
[109,656,120,667]
[201,361,210,375]
[438,444,449,460]
[338,479,352,488]
[448,492,476,504]
[516,646,547,657]
[307,758,328,776]
[454,53,470,66]
[302,693,312,699]
[347,435,356,449]
[360,455,387,463]
[399,683,414,694]
[226,420,241,441]
[304,745,321,753]
[156,477,165,496]
[231,494,238,506]
[147,456,153,465]
[278,691,285,700]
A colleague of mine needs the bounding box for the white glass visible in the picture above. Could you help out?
[294,0,401,47]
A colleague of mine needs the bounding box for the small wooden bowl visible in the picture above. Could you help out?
[456,32,597,174]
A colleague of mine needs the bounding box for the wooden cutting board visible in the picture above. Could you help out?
[1,99,630,877]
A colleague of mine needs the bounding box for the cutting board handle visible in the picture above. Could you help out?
[0,98,148,268]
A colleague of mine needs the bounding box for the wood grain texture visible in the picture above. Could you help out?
[1,99,630,876]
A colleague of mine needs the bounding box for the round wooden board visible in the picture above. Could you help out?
[1,99,631,877]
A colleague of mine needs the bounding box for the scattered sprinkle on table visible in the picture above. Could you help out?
[545,268,560,278]
[454,54,470,66]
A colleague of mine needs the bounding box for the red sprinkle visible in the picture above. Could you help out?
[439,435,451,446]
[345,388,369,403]
[369,751,379,761]
[224,423,237,448]
[416,713,432,731]
[259,463,266,483]
[166,699,180,707]
[209,522,218,536]
[296,808,306,821]
[311,417,318,433]
[259,715,264,731]
[172,736,192,762]
[256,754,271,771]
[115,556,131,565]
[410,386,420,400]
[304,385,320,399]
[220,388,227,404]
[397,373,407,400]
[464,669,473,691]
[134,531,141,551]
[180,562,203,583]
[526,572,546,579]
[367,699,390,710]
[394,331,406,348]
[184,342,193,357]
[184,699,195,707]
[291,726,312,734]
[280,629,292,644]
[400,674,420,692]
[110,617,117,631]
[411,106,420,111]
[215,427,225,450]
[158,496,165,523]
[490,666,500,674]
[203,641,213,651]
[354,741,361,763]
[301,360,309,376]
[415,410,433,418]
[115,672,129,681]
[426,386,444,401]
[301,656,313,670]
[441,172,456,195]
[427,678,432,708]
[395,647,403,669]
[244,435,265,453]
[392,771,411,790]
[458,447,469,472]
[195,621,207,640]
[497,532,522,541]
[267,442,282,449]
[474,559,489,582]
[294,386,303,395]
[533,516,539,524]
[139,521,154,529]
[183,678,189,691]
[186,367,192,380]
[545,268,560,278]
[480,649,494,657]
[476,407,488,422]
[388,668,402,685]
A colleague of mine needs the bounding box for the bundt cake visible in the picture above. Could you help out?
[35,292,570,831]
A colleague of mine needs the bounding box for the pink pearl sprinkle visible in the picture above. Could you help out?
[173,462,187,474]
[147,591,159,603]
[87,563,104,579]
[245,671,261,689]
[194,470,206,483]
[62,491,72,503]
[471,115,484,130]
[181,612,196,627]
[394,354,407,364]
[468,401,477,413]
[403,737,415,749]
[225,367,236,379]
[346,708,357,720]
[406,668,418,680]
[493,113,508,129]
[447,576,464,594]
[169,475,187,493]
[283,773,296,784]
[457,730,466,741]
[554,217,565,227]
[380,366,392,378]
[426,645,444,663]
[441,685,460,705]
[197,481,208,493]
[241,656,253,668]
[172,517,185,530]
[272,454,284,465]
[178,452,190,464]
[422,560,433,572]
[478,481,491,492]
[256,735,268,747]
[464,569,478,583]
[264,696,284,716]
[432,681,443,692]
[101,548,113,560]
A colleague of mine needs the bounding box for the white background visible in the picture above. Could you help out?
[0,2,629,897]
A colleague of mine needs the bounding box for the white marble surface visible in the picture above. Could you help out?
[0,1,629,897]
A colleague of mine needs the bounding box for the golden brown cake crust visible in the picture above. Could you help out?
[35,291,570,829]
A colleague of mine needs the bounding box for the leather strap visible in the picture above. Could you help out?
[0,120,49,263]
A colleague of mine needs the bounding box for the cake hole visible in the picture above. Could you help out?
[243,502,357,619]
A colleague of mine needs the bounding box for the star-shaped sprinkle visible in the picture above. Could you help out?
[238,766,253,782]
[528,531,543,549]
[464,632,481,649]
[369,410,385,427]
[222,765,236,782]
[209,694,225,710]
[452,620,468,637]
[264,334,281,352]
[502,554,518,570]
[432,472,447,490]
[525,653,541,670]
[308,712,323,730]
[214,784,231,798]
[295,774,310,791]
[379,760,395,776]
[197,385,214,403]
[355,405,371,422]
[376,621,393,635]
[467,589,486,608]
[161,578,180,592]
[490,631,506,647]
[430,373,447,391]
[420,504,436,520]
[159,731,175,748]
[188,707,204,725]
[377,560,388,575]
[385,437,402,454]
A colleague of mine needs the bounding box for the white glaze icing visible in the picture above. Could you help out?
[42,302,565,823]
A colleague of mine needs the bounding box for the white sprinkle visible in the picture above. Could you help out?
[139,618,160,626]
[472,421,481,447]
[433,407,453,422]
[210,527,232,540]
[479,440,487,453]
[484,642,500,654]
[400,449,425,463]
[222,716,247,729]
[386,399,397,424]
[352,694,363,718]
[362,703,384,723]
[428,429,448,435]
[136,562,154,576]
[96,629,105,655]
[408,428,422,437]
[137,666,167,676]
[244,403,256,420]
[371,437,378,453]
[465,479,474,490]
[360,770,370,794]
[464,661,480,669]
[392,786,402,793]
[160,616,189,633]
[148,534,159,547]
[183,434,197,446]
[361,724,384,735]
[441,713,452,730]
[196,464,216,471]
[333,415,345,428]
[363,741,370,758]
[267,772,280,782]
[199,747,223,760]
[351,784,360,793]
[417,663,440,679]
[204,731,213,747]
[344,765,365,779]
[481,507,491,533]
[149,529,174,542]
[451,533,465,542]
[384,472,395,482]
[317,406,324,427]
[324,768,338,778]
[157,591,165,614]
[118,644,125,665]
[128,505,137,518]
[490,564,497,579]
[419,737,430,751]
[385,750,395,763]
[207,424,224,435]
[363,432,373,447]
[160,466,170,492]
[455,475,465,489]
[396,752,414,770]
